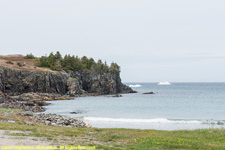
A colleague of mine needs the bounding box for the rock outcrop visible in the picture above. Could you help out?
[69,71,130,94]
[0,67,68,95]
[66,77,86,96]
[143,92,154,94]
[0,66,134,96]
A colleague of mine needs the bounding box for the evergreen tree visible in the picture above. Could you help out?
[81,56,89,70]
[55,51,62,60]
[36,52,121,74]
[110,62,120,74]
[87,58,95,70]
[37,56,49,67]
[103,61,109,73]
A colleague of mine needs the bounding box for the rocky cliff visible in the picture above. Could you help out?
[0,66,133,96]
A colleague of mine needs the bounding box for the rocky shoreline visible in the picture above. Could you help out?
[18,112,91,128]
[0,91,138,128]
[0,92,92,128]
[0,91,135,112]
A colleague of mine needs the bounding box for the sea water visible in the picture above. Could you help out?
[44,83,225,130]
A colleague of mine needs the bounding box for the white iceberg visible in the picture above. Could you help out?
[129,84,142,88]
[158,81,171,85]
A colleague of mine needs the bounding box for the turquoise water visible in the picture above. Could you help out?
[45,83,225,130]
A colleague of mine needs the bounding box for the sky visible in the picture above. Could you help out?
[0,0,224,82]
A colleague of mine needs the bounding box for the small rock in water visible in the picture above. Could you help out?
[70,112,78,114]
[111,94,122,97]
[142,92,154,94]
[70,111,82,114]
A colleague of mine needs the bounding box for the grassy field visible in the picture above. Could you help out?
[0,108,225,150]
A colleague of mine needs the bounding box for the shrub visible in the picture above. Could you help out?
[17,62,25,67]
[24,53,35,59]
[6,61,14,64]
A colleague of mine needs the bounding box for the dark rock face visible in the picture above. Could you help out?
[66,77,86,96]
[69,71,131,94]
[0,67,68,95]
[0,66,133,96]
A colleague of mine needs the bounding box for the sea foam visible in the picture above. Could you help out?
[84,117,204,124]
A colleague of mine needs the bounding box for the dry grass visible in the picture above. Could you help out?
[0,54,55,72]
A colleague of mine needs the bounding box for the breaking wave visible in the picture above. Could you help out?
[84,117,225,125]
[84,117,213,124]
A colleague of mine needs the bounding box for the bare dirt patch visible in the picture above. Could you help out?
[0,130,52,149]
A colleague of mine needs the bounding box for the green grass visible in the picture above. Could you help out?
[0,108,225,149]
[0,108,25,114]
[129,129,225,150]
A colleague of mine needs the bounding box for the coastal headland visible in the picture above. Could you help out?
[0,54,224,149]
[0,53,134,112]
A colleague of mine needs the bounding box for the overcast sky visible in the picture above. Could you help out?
[0,0,224,82]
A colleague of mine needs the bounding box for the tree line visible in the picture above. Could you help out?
[25,52,120,74]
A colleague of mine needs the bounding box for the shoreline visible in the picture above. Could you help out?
[0,92,137,128]
[0,107,225,149]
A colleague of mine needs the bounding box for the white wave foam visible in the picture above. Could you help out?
[129,84,142,88]
[84,117,202,124]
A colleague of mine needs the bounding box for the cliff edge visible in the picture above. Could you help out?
[0,66,133,96]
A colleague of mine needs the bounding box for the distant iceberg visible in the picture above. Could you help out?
[158,81,171,85]
[129,84,142,88]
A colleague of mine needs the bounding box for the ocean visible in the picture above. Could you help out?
[44,82,225,130]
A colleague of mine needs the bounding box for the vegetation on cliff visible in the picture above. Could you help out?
[33,51,120,74]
